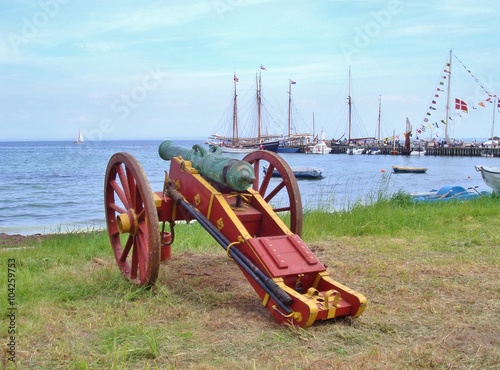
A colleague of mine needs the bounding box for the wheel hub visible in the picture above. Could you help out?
[116,209,138,235]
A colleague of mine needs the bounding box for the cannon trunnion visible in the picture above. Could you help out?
[104,142,366,327]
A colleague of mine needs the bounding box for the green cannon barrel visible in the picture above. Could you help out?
[158,141,256,192]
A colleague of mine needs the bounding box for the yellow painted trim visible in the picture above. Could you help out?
[262,293,270,307]
[312,271,324,289]
[246,188,293,235]
[321,274,367,318]
[323,289,340,319]
[212,193,252,239]
[207,192,215,218]
[153,192,162,208]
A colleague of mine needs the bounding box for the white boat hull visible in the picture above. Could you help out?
[307,143,331,154]
[475,165,500,192]
[410,149,426,156]
[214,146,257,154]
[347,148,364,155]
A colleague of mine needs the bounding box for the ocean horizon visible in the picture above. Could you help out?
[0,139,495,235]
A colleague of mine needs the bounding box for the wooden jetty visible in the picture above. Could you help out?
[329,144,499,157]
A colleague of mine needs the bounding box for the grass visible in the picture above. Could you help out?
[0,196,499,369]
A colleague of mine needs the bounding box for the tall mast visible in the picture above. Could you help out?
[257,71,262,142]
[444,49,452,145]
[312,112,315,139]
[288,79,292,137]
[377,95,381,143]
[232,72,238,145]
[491,96,497,143]
[347,66,352,143]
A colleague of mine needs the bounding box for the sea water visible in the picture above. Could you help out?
[0,139,496,235]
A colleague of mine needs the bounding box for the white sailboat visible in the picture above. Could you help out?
[75,130,84,144]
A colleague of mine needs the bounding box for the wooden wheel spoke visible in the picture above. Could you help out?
[130,241,138,279]
[107,199,127,215]
[260,165,274,195]
[126,167,137,209]
[252,160,260,190]
[120,235,134,262]
[264,181,286,203]
[273,206,291,212]
[137,219,148,235]
[116,165,132,208]
[110,180,129,209]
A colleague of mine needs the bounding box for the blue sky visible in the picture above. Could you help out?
[1,0,499,141]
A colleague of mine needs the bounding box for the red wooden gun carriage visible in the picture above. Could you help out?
[104,142,366,327]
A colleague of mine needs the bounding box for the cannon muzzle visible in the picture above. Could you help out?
[158,141,255,192]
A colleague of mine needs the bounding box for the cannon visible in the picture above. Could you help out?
[104,142,366,327]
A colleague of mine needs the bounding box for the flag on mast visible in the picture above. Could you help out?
[454,98,468,113]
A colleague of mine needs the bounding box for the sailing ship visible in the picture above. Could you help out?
[277,79,312,153]
[208,68,279,153]
[331,67,374,155]
[75,130,84,144]
[418,49,498,147]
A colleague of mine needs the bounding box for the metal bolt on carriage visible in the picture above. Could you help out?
[104,142,366,327]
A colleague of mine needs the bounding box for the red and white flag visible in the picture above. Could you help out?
[454,98,468,113]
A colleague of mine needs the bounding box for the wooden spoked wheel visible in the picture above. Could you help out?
[104,152,160,287]
[243,150,303,236]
